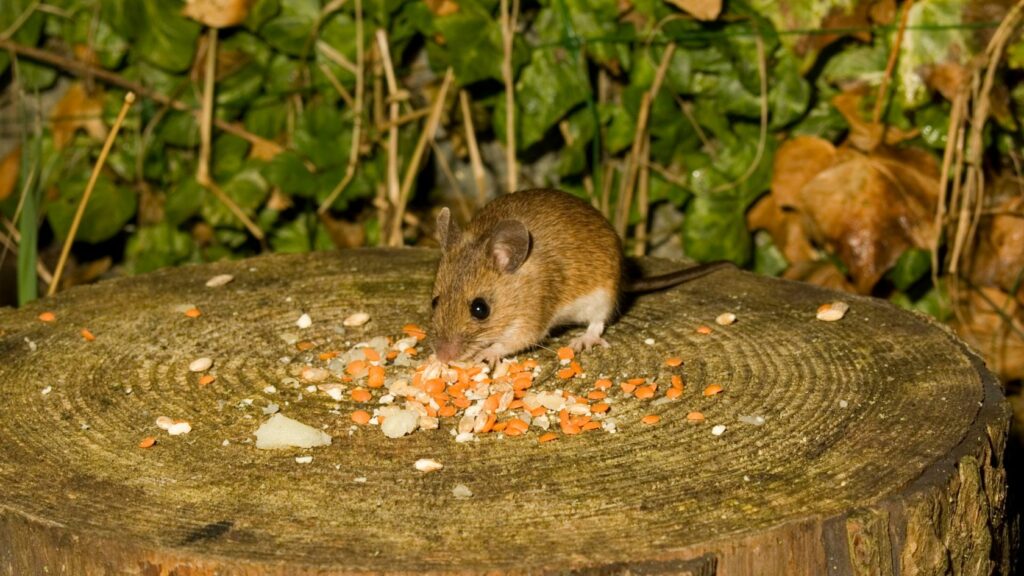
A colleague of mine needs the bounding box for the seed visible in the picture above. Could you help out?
[665,388,682,399]
[711,424,727,436]
[296,313,312,329]
[80,328,96,342]
[696,325,712,335]
[641,414,661,425]
[816,301,849,322]
[403,324,427,340]
[351,388,372,402]
[703,384,723,397]
[351,410,372,425]
[670,375,683,388]
[300,367,329,382]
[344,312,371,327]
[414,458,443,472]
[556,367,575,380]
[205,274,234,287]
[296,341,316,351]
[664,357,683,367]
[538,432,558,443]
[367,365,386,388]
[38,312,56,323]
[184,307,202,318]
[715,312,736,325]
[198,374,216,386]
[620,382,637,394]
[591,403,610,414]
[587,390,607,400]
[556,347,574,361]
[634,385,656,399]
[189,357,213,372]
[594,379,612,389]
[686,411,705,423]
[138,436,157,449]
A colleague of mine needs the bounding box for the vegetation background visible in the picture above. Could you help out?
[0,0,1022,391]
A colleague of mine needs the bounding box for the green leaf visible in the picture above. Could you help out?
[683,193,751,264]
[125,223,194,274]
[259,0,319,56]
[433,11,504,85]
[600,104,635,155]
[516,49,589,149]
[134,0,201,73]
[915,104,951,150]
[768,51,810,128]
[65,7,128,69]
[217,63,266,110]
[0,0,45,75]
[263,151,318,198]
[265,54,304,95]
[246,0,281,32]
[47,175,138,244]
[212,134,251,181]
[270,213,333,253]
[887,248,931,291]
[294,102,351,169]
[897,0,973,108]
[244,96,289,139]
[165,177,205,226]
[201,168,269,229]
[752,230,788,277]
[18,61,58,91]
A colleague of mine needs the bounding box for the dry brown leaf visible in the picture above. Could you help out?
[664,0,721,21]
[425,0,460,16]
[770,136,836,210]
[318,213,366,249]
[783,261,856,293]
[747,195,816,265]
[798,145,939,293]
[51,83,107,150]
[952,286,1024,381]
[0,146,20,203]
[970,196,1024,295]
[249,137,286,161]
[182,0,252,28]
[832,89,918,151]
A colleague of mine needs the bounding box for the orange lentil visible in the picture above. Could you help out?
[522,359,539,370]
[506,418,529,434]
[582,421,602,431]
[703,384,724,397]
[424,378,445,395]
[671,375,683,388]
[403,324,427,340]
[480,413,497,433]
[405,347,418,357]
[351,388,372,403]
[80,328,95,341]
[198,374,216,386]
[439,405,457,418]
[591,403,610,414]
[587,390,607,400]
[627,377,646,386]
[641,414,661,425]
[346,360,368,376]
[362,348,381,362]
[453,396,471,409]
[138,436,157,448]
[686,411,705,423]
[296,341,316,351]
[504,427,523,437]
[386,350,399,361]
[351,410,372,425]
[538,432,558,443]
[319,351,339,361]
[594,379,612,390]
[696,325,712,335]
[634,385,656,399]
[508,399,524,410]
[483,393,501,413]
[665,387,683,399]
[556,367,575,380]
[528,406,547,418]
[620,382,637,394]
[367,365,386,388]
[38,312,56,323]
[570,361,583,376]
[557,347,574,361]
[665,357,683,367]
[184,307,202,318]
[341,375,353,383]
[571,415,591,427]
[512,373,534,390]
[425,404,438,418]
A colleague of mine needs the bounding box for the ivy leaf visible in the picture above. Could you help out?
[0,0,45,75]
[125,223,194,274]
[47,175,137,244]
[165,177,205,226]
[768,51,810,128]
[271,213,335,253]
[258,0,319,56]
[212,134,251,181]
[683,193,751,264]
[516,48,589,149]
[887,248,931,291]
[64,10,128,70]
[432,10,504,85]
[263,151,318,198]
[134,0,201,73]
[294,102,352,169]
[245,0,280,32]
[201,168,269,229]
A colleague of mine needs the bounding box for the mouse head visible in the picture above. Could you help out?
[431,208,531,362]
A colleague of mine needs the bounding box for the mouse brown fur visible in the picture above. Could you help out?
[430,188,728,364]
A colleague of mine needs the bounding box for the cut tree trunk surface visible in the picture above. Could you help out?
[0,249,1011,575]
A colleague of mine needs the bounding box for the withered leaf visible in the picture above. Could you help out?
[425,0,460,16]
[970,196,1024,295]
[0,146,19,202]
[952,286,1024,381]
[51,83,107,150]
[663,0,721,21]
[747,194,816,266]
[182,0,252,28]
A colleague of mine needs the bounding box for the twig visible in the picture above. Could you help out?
[459,90,487,208]
[0,38,285,156]
[316,40,359,76]
[317,62,355,108]
[616,43,675,236]
[872,0,915,126]
[430,139,473,222]
[375,29,401,245]
[931,85,967,289]
[319,0,364,215]
[0,0,40,41]
[389,67,455,245]
[674,95,716,158]
[48,92,135,297]
[0,221,52,286]
[633,134,651,257]
[500,0,520,193]
[376,107,430,132]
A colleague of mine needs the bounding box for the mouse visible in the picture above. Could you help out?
[430,188,732,364]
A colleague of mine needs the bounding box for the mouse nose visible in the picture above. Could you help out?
[434,339,462,364]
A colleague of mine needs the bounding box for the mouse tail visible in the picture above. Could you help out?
[623,261,734,293]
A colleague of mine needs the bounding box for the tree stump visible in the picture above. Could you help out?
[0,249,1012,575]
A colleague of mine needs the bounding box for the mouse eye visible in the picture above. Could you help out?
[431,296,439,309]
[470,298,490,320]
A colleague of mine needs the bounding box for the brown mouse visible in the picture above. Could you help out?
[430,188,731,364]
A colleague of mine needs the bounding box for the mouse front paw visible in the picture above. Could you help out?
[472,345,507,366]
[570,322,610,352]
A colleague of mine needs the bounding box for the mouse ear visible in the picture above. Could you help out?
[436,208,461,251]
[488,220,530,273]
